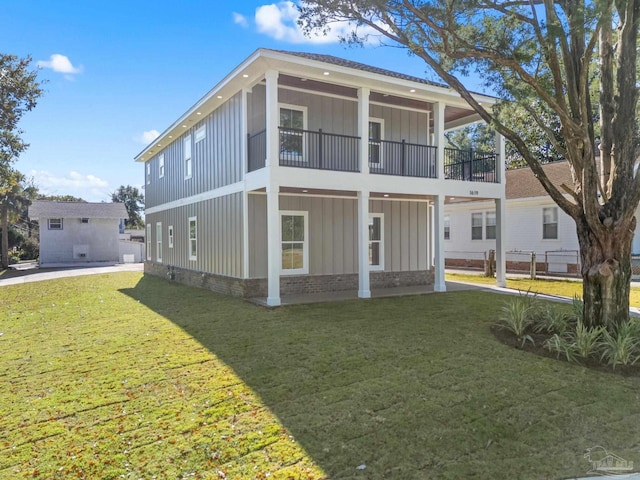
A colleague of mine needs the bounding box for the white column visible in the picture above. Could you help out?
[495,130,506,185]
[358,87,370,175]
[433,102,446,179]
[433,194,446,292]
[358,190,371,298]
[495,197,507,287]
[265,70,279,168]
[266,186,281,306]
[241,87,250,279]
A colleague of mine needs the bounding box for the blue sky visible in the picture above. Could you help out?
[2,1,474,201]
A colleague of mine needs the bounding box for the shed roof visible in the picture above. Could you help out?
[28,201,128,220]
[506,161,574,200]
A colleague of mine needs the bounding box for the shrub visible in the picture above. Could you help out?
[599,322,640,369]
[532,304,571,335]
[499,296,534,344]
[571,320,604,359]
[545,334,577,363]
[570,294,584,322]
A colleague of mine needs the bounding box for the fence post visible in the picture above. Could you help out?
[318,129,323,169]
[530,252,537,280]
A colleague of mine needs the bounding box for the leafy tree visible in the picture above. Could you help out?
[299,0,640,329]
[0,168,36,268]
[111,185,144,229]
[36,194,86,202]
[0,54,44,168]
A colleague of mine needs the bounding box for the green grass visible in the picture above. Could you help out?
[2,273,640,479]
[447,272,640,307]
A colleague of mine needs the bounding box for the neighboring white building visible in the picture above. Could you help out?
[444,161,602,274]
[28,201,128,267]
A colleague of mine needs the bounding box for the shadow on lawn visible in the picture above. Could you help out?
[120,275,614,479]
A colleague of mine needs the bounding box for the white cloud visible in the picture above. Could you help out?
[29,170,111,202]
[254,1,382,44]
[233,12,248,27]
[135,129,161,144]
[37,54,83,75]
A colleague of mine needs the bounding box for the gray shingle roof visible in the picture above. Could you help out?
[505,161,574,200]
[28,200,128,220]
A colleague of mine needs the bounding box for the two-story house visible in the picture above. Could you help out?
[136,49,507,305]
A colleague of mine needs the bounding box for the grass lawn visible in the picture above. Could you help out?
[2,273,640,479]
[447,272,640,307]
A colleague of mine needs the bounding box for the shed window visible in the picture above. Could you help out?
[444,215,450,240]
[471,213,483,240]
[48,218,63,230]
[543,207,558,239]
[485,211,496,240]
[81,218,89,224]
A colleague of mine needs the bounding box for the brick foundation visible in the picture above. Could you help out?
[144,262,434,298]
[445,258,580,275]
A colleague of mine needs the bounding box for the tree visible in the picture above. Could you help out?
[37,194,86,202]
[299,0,640,329]
[112,185,144,229]
[0,54,44,168]
[0,168,36,268]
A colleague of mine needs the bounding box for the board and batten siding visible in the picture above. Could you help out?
[249,194,430,278]
[145,192,243,278]
[145,92,244,209]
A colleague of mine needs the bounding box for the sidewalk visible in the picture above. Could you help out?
[0,262,143,286]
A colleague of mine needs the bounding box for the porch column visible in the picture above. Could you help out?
[265,70,279,168]
[241,87,250,279]
[433,194,446,292]
[358,87,370,175]
[358,190,371,298]
[495,197,507,287]
[433,102,446,179]
[266,185,281,306]
[495,131,507,287]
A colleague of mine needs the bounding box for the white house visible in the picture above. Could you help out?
[28,201,128,267]
[136,49,508,305]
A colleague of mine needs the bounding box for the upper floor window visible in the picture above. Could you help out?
[195,125,206,143]
[146,162,151,185]
[159,154,164,178]
[48,218,63,230]
[279,105,306,163]
[184,135,192,179]
[369,119,384,169]
[471,213,483,240]
[369,213,384,270]
[485,211,496,240]
[543,207,558,239]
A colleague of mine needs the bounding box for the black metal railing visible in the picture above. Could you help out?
[369,139,437,178]
[444,148,498,183]
[278,127,360,172]
[247,129,267,172]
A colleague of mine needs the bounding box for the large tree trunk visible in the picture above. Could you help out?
[1,203,8,269]
[576,215,635,330]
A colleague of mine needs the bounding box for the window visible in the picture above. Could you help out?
[48,218,63,230]
[184,135,192,179]
[168,225,174,248]
[369,214,384,270]
[159,154,164,178]
[279,105,306,162]
[444,215,451,240]
[280,211,308,274]
[471,213,483,240]
[195,125,206,143]
[543,207,558,239]
[485,211,496,240]
[146,224,151,261]
[369,119,384,168]
[146,162,151,185]
[188,217,197,261]
[81,218,89,224]
[156,222,162,262]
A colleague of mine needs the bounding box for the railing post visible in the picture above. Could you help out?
[401,139,406,176]
[318,129,323,170]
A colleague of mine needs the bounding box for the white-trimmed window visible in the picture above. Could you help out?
[485,211,496,240]
[280,211,308,274]
[471,213,483,240]
[156,222,162,262]
[368,118,384,169]
[279,104,307,162]
[146,162,151,185]
[184,135,192,179]
[146,223,151,261]
[168,225,174,248]
[48,218,63,230]
[444,215,451,240]
[543,207,558,239]
[369,213,384,270]
[159,154,164,178]
[188,216,197,261]
[195,125,206,143]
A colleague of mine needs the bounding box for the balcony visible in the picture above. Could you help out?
[247,128,499,183]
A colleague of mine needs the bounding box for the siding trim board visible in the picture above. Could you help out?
[146,181,244,214]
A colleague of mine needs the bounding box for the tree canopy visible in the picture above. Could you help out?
[112,185,144,229]
[299,0,640,329]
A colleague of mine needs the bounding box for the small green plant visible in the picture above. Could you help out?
[599,322,640,369]
[544,333,577,363]
[570,294,584,322]
[499,297,534,345]
[571,320,604,359]
[533,304,570,335]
